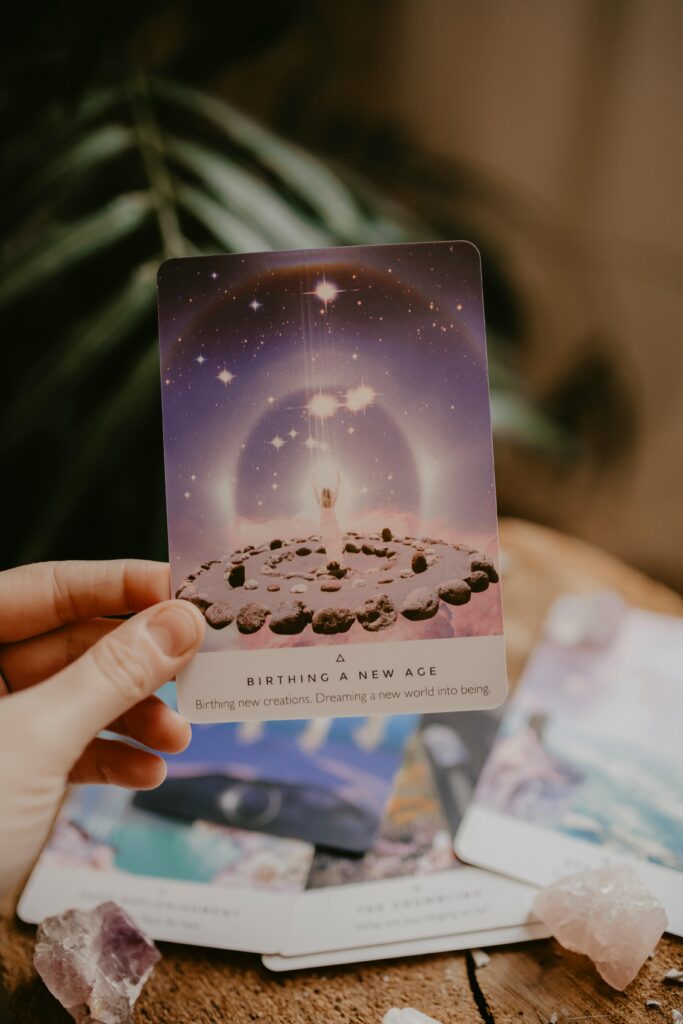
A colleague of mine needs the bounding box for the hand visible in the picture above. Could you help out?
[0,559,204,895]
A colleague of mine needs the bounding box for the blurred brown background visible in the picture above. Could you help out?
[2,0,681,589]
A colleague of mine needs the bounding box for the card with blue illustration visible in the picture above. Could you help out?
[134,713,419,853]
[157,241,507,723]
[456,596,683,936]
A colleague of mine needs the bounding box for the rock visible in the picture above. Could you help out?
[470,556,499,583]
[296,546,312,556]
[327,563,347,578]
[266,584,281,592]
[226,563,246,588]
[437,579,472,605]
[351,578,368,588]
[533,865,668,990]
[411,551,428,574]
[377,577,394,584]
[373,547,388,558]
[205,602,234,629]
[290,583,308,594]
[383,1010,444,1024]
[401,587,440,620]
[465,570,489,592]
[188,592,213,612]
[269,600,309,635]
[312,607,356,634]
[315,546,326,554]
[361,543,376,555]
[236,603,269,634]
[381,527,393,542]
[244,579,259,590]
[270,538,283,549]
[320,582,342,592]
[400,569,414,578]
[357,594,397,632]
[33,901,160,1024]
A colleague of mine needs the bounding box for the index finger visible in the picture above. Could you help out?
[0,560,170,643]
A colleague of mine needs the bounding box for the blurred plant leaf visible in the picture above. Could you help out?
[155,79,371,242]
[491,391,570,451]
[0,193,152,308]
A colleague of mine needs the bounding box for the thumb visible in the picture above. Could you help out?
[30,600,204,763]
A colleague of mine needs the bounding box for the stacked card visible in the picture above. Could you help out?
[19,596,683,964]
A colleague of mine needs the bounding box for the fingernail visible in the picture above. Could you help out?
[147,604,200,657]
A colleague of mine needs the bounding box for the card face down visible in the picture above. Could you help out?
[456,598,683,936]
[158,241,507,723]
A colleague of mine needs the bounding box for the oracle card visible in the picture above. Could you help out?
[263,922,549,971]
[18,783,314,953]
[260,726,541,962]
[456,598,683,936]
[133,714,418,854]
[158,241,507,724]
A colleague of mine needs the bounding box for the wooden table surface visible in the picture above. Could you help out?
[2,519,683,1023]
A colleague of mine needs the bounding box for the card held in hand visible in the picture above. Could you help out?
[158,241,507,723]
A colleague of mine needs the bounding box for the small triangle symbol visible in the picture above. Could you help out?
[336,654,345,663]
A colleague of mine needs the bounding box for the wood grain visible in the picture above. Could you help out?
[1,518,682,1022]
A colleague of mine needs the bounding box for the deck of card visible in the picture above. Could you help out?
[156,241,507,724]
[19,595,683,964]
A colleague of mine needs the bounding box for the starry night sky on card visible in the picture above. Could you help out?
[158,242,498,577]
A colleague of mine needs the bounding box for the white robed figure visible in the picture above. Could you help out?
[313,457,344,567]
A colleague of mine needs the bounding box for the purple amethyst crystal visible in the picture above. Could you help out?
[34,901,160,1023]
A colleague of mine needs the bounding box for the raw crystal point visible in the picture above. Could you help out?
[383,1010,444,1024]
[34,901,160,1023]
[533,865,668,990]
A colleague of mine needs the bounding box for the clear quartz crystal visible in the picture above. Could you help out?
[383,1010,444,1024]
[34,902,160,1024]
[533,865,667,991]
[544,591,624,648]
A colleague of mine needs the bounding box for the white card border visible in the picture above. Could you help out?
[17,862,300,954]
[179,634,507,723]
[262,921,550,970]
[456,806,683,936]
[277,865,539,956]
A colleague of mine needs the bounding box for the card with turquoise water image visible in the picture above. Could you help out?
[17,781,314,952]
[456,596,683,935]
